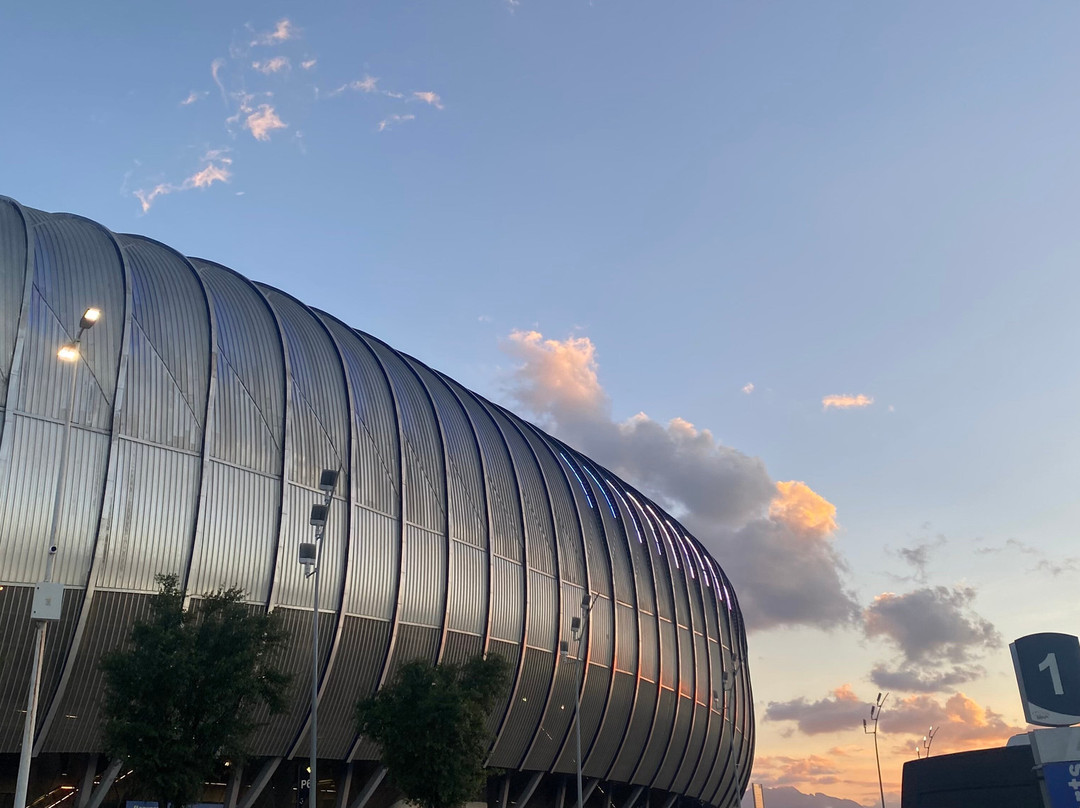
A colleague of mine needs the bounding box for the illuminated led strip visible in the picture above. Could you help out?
[685,538,711,587]
[606,479,643,544]
[667,521,696,577]
[580,460,618,520]
[644,502,680,568]
[625,490,664,555]
[559,451,595,509]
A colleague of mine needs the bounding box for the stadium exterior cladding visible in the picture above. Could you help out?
[0,196,753,808]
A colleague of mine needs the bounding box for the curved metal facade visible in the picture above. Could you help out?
[0,197,754,807]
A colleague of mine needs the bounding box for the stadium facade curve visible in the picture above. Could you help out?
[0,196,754,808]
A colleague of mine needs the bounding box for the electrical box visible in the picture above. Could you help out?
[31,582,64,621]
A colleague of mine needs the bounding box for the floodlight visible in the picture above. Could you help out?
[299,542,317,567]
[309,504,328,527]
[57,344,79,362]
[319,469,339,493]
[80,307,102,329]
[570,616,581,633]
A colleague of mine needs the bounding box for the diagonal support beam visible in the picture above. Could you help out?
[621,786,644,808]
[223,766,242,808]
[83,759,124,808]
[237,757,282,808]
[515,772,544,808]
[347,765,387,808]
[582,778,600,806]
[335,762,355,808]
[75,755,99,808]
[660,793,677,808]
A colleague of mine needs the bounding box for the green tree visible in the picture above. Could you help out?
[356,653,510,808]
[100,574,290,808]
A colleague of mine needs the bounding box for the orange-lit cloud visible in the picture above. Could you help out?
[823,393,874,410]
[503,330,607,416]
[246,105,287,140]
[134,151,232,212]
[770,480,838,537]
[253,56,290,74]
[251,19,297,46]
[413,90,444,109]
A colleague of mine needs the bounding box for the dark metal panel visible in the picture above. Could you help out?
[448,539,487,635]
[95,440,200,592]
[440,630,483,667]
[495,420,555,577]
[654,695,693,789]
[635,687,676,786]
[525,569,558,651]
[399,524,447,627]
[186,461,280,601]
[301,615,390,760]
[190,260,284,476]
[115,236,210,450]
[585,670,635,777]
[609,681,657,784]
[0,585,81,753]
[359,337,444,533]
[672,702,710,795]
[381,623,440,681]
[552,664,610,776]
[482,638,524,768]
[41,590,152,753]
[500,646,556,770]
[689,689,722,798]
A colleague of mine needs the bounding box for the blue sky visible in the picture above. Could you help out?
[4,2,1080,802]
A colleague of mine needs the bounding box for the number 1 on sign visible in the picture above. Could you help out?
[1040,652,1065,695]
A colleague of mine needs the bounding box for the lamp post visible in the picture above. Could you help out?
[862,692,888,808]
[916,726,938,759]
[566,593,595,808]
[720,654,742,806]
[15,307,102,808]
[300,469,339,808]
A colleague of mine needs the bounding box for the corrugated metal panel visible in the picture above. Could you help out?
[497,420,556,576]
[483,637,524,769]
[186,461,280,600]
[590,670,635,778]
[639,610,659,683]
[399,524,446,627]
[490,556,523,642]
[318,320,399,518]
[635,687,676,785]
[346,507,399,620]
[360,337,444,533]
[587,594,614,669]
[673,702,710,794]
[560,450,614,601]
[191,260,284,475]
[409,362,486,549]
[678,626,695,700]
[505,646,557,770]
[513,425,584,586]
[302,615,390,760]
[440,630,483,667]
[609,677,656,784]
[448,539,486,635]
[582,462,634,605]
[95,439,200,592]
[551,664,610,776]
[19,214,125,428]
[615,602,638,674]
[0,415,110,587]
[655,695,693,789]
[689,701,722,798]
[42,590,152,752]
[273,486,347,610]
[382,623,440,680]
[0,197,29,416]
[116,236,209,450]
[525,569,557,651]
[658,619,676,690]
[452,388,522,564]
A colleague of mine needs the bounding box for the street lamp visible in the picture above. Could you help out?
[15,307,102,808]
[720,654,743,806]
[862,692,888,808]
[916,726,938,759]
[563,593,595,808]
[300,469,339,808]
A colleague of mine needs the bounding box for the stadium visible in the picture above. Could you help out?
[0,196,753,808]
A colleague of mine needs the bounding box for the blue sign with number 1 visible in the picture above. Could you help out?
[1011,633,1080,727]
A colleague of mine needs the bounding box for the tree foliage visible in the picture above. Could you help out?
[356,653,511,808]
[100,574,289,808]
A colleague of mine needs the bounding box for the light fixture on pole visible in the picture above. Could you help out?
[15,307,102,808]
[300,469,338,808]
[862,692,888,808]
[566,593,595,808]
[916,726,938,759]
[721,654,743,805]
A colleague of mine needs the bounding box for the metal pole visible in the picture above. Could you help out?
[15,349,82,808]
[311,544,319,808]
[575,645,584,808]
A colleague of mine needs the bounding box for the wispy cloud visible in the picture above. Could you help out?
[252,56,290,74]
[133,151,232,213]
[301,59,317,70]
[412,90,444,109]
[251,19,298,47]
[211,58,228,102]
[246,104,287,140]
[822,393,874,410]
[742,382,754,394]
[378,113,415,132]
[180,90,208,106]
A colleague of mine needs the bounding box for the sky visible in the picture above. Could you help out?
[3,2,1080,804]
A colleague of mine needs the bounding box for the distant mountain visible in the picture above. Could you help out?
[741,786,873,808]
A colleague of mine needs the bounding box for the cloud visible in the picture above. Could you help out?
[892,536,947,583]
[499,330,859,631]
[869,663,984,693]
[748,786,871,808]
[378,113,416,132]
[251,19,297,46]
[252,56,290,74]
[180,90,208,106]
[211,58,228,102]
[133,151,232,213]
[301,59,317,70]
[863,586,1000,665]
[884,692,1026,751]
[742,382,754,394]
[765,685,869,735]
[822,394,874,410]
[413,91,445,109]
[246,105,287,140]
